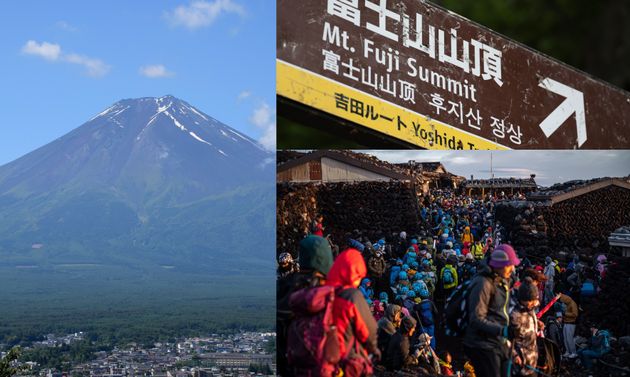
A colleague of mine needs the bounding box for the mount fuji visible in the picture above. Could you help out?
[0,95,275,272]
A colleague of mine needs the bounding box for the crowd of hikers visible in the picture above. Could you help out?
[277,189,613,377]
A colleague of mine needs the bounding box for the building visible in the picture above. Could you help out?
[395,161,465,194]
[609,226,630,258]
[276,150,410,183]
[202,353,273,368]
[462,175,538,197]
[528,178,630,250]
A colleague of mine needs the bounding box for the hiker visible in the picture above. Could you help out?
[326,248,380,376]
[277,252,299,279]
[377,304,402,357]
[311,213,324,237]
[471,239,484,260]
[438,350,455,375]
[359,278,373,302]
[545,312,564,354]
[440,255,459,299]
[557,292,578,359]
[464,244,520,377]
[413,333,441,375]
[462,226,474,244]
[577,326,611,370]
[412,284,437,349]
[543,257,556,306]
[385,316,418,371]
[278,235,334,376]
[509,277,542,376]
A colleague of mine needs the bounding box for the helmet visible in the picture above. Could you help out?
[410,261,419,270]
[361,277,371,286]
[402,264,409,271]
[407,290,416,298]
[278,252,293,265]
[398,271,408,281]
[400,286,409,295]
[379,292,388,302]
[411,238,418,245]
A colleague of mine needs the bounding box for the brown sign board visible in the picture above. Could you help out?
[277,0,630,149]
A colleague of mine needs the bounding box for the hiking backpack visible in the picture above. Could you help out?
[287,285,341,376]
[443,279,474,337]
[442,266,455,288]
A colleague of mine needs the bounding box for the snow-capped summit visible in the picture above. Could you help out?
[89,95,265,156]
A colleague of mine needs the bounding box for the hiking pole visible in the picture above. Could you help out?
[537,294,561,319]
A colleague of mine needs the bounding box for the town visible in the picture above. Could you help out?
[1,332,276,377]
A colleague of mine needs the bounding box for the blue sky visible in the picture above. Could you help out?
[0,0,275,165]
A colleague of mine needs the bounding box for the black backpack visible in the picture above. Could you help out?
[443,279,474,337]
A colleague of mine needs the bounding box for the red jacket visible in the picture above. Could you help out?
[327,249,378,362]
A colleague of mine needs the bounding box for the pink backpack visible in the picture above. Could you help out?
[287,285,341,377]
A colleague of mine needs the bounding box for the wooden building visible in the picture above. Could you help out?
[462,175,538,197]
[396,161,466,194]
[276,150,410,183]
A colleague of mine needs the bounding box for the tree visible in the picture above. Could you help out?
[0,347,25,377]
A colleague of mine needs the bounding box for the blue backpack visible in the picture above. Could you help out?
[443,268,455,286]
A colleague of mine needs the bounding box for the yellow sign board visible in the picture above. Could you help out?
[278,60,509,150]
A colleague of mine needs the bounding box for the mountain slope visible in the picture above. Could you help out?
[0,95,275,271]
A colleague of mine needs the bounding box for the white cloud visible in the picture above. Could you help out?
[250,102,271,127]
[258,124,276,151]
[64,53,110,77]
[249,102,275,150]
[56,21,78,32]
[21,40,110,77]
[21,40,61,61]
[165,0,245,30]
[237,90,251,101]
[139,64,175,78]
[260,156,274,168]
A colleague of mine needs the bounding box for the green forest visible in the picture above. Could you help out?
[434,0,630,91]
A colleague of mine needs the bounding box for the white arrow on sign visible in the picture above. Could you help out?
[538,78,587,147]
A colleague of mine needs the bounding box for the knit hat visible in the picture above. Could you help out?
[518,277,539,302]
[299,235,333,275]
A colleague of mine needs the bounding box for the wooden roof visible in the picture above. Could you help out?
[277,150,411,181]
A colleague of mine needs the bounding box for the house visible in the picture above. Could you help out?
[276,150,410,183]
